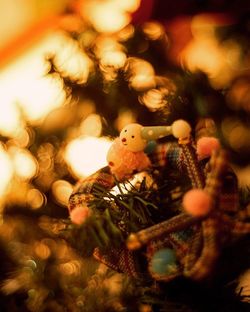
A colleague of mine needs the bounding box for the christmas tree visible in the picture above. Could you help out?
[0,1,249,311]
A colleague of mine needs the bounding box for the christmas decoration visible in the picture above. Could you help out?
[69,118,250,285]
[0,1,250,311]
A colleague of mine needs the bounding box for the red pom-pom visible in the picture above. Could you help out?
[196,137,220,159]
[182,189,212,216]
[70,205,91,225]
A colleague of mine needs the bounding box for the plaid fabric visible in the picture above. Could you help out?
[68,140,250,281]
[184,217,219,280]
[69,143,184,214]
[180,143,205,189]
[69,166,115,212]
[93,246,140,278]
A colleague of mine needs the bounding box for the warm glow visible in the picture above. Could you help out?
[0,31,92,133]
[182,38,224,77]
[101,50,127,68]
[126,57,155,90]
[52,180,73,207]
[18,75,66,123]
[9,128,31,148]
[80,114,102,137]
[34,241,51,260]
[181,14,240,88]
[52,33,92,83]
[65,136,112,178]
[59,260,81,276]
[0,145,14,197]
[10,147,37,180]
[115,110,136,131]
[80,0,141,34]
[82,1,131,33]
[27,188,46,210]
[142,21,165,40]
[0,92,22,137]
[221,117,250,152]
[114,0,141,12]
[117,24,135,41]
[94,37,124,58]
[140,88,168,111]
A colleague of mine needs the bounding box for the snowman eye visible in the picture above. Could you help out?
[124,130,127,132]
[131,135,135,138]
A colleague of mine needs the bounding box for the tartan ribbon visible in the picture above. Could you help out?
[68,140,248,281]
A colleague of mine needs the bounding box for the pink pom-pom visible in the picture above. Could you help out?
[70,205,91,225]
[182,189,212,216]
[107,138,151,181]
[196,137,220,159]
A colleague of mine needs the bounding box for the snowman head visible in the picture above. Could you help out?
[119,123,147,152]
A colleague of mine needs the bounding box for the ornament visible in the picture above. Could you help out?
[171,119,192,141]
[182,189,212,217]
[106,137,151,180]
[196,136,220,160]
[119,123,172,152]
[150,248,178,275]
[70,205,91,225]
[119,119,189,153]
[68,118,250,282]
[119,123,147,152]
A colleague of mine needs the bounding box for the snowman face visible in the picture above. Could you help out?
[119,123,147,152]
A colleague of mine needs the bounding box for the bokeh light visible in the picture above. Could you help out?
[181,14,240,88]
[115,109,136,132]
[52,180,73,207]
[142,21,165,40]
[65,136,112,178]
[59,260,81,276]
[27,189,46,210]
[51,33,92,83]
[226,76,250,112]
[0,97,22,137]
[80,114,103,137]
[140,88,167,111]
[18,75,66,124]
[125,57,155,91]
[10,147,38,180]
[79,0,141,33]
[0,144,14,198]
[34,241,51,260]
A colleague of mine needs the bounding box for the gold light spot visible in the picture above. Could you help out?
[0,144,13,197]
[125,57,155,91]
[59,260,81,276]
[10,147,37,180]
[52,34,92,83]
[0,95,21,137]
[1,279,21,295]
[80,114,102,137]
[114,0,141,12]
[140,88,167,111]
[81,1,131,33]
[34,242,51,260]
[0,31,88,129]
[27,189,45,210]
[117,24,135,41]
[227,77,250,112]
[52,180,73,207]
[101,50,127,68]
[65,136,112,178]
[181,14,239,88]
[9,127,31,148]
[18,75,66,124]
[142,21,165,40]
[115,109,136,132]
[228,124,250,151]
